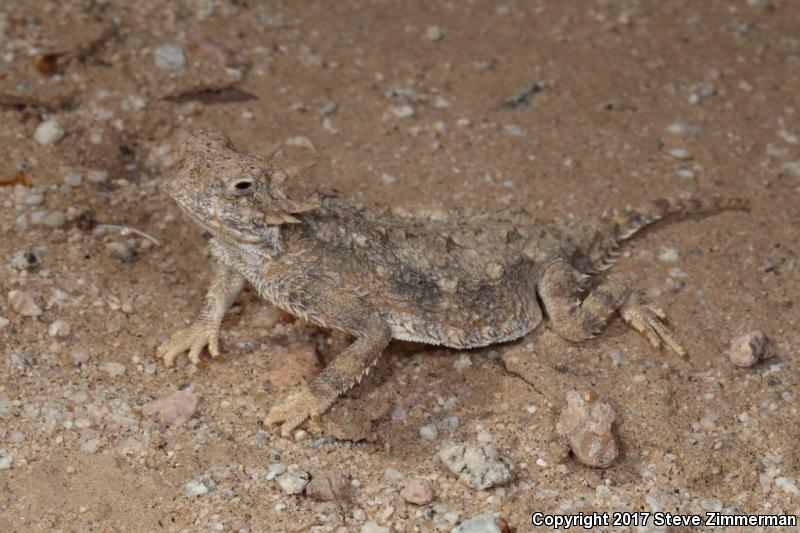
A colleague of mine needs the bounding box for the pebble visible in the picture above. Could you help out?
[266,463,287,481]
[391,105,414,118]
[401,478,434,505]
[665,121,700,135]
[48,319,71,337]
[658,247,679,262]
[70,348,90,365]
[555,389,618,468]
[360,523,389,533]
[34,119,65,145]
[265,341,321,388]
[419,424,438,440]
[143,389,199,427]
[183,480,209,496]
[439,443,515,490]
[781,162,800,178]
[80,438,101,454]
[277,466,310,495]
[10,251,39,271]
[64,171,82,187]
[452,354,472,371]
[425,25,444,41]
[87,170,109,183]
[476,430,493,444]
[667,148,691,160]
[728,331,771,367]
[98,362,126,377]
[154,44,186,73]
[285,136,316,151]
[30,210,66,227]
[441,414,460,430]
[8,290,42,317]
[0,316,9,329]
[305,470,352,502]
[452,513,503,533]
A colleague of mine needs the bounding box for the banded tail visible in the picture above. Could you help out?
[582,197,750,274]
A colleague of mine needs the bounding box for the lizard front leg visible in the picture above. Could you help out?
[264,314,391,437]
[158,246,245,366]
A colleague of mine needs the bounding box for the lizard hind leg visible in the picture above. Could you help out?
[538,261,685,355]
[264,315,392,437]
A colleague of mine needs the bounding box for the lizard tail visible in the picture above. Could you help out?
[582,196,750,274]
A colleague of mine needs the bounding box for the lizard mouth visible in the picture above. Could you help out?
[172,192,263,245]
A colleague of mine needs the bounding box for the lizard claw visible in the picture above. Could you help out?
[620,293,686,357]
[157,318,222,366]
[264,386,324,437]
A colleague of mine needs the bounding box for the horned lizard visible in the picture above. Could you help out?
[158,131,748,436]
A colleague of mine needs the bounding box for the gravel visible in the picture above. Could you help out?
[34,119,65,145]
[401,478,434,505]
[8,290,42,317]
[277,466,310,495]
[451,513,503,533]
[728,331,771,367]
[154,44,186,73]
[439,444,515,490]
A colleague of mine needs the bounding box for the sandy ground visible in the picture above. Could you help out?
[1,0,799,531]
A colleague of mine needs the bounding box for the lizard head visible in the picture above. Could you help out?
[168,131,319,245]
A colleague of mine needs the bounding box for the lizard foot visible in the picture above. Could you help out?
[157,318,222,366]
[264,386,326,437]
[620,293,686,357]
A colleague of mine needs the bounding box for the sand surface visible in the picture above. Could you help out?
[1,1,798,531]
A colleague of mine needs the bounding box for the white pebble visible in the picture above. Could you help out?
[0,316,9,328]
[361,522,390,533]
[665,121,700,135]
[154,44,186,73]
[658,247,679,262]
[87,170,109,183]
[8,290,42,317]
[34,119,65,145]
[728,331,771,367]
[48,320,71,337]
[419,424,438,440]
[452,354,472,371]
[98,361,126,377]
[425,25,444,41]
[391,105,414,118]
[183,480,209,496]
[0,456,11,470]
[64,171,82,187]
[667,148,691,160]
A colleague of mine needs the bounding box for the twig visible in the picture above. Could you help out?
[95,224,160,246]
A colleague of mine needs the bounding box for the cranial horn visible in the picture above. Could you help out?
[285,157,322,181]
[264,140,286,162]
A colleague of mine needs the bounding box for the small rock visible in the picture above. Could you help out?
[266,464,286,481]
[143,389,199,427]
[98,361,126,378]
[452,354,472,371]
[658,247,679,262]
[87,170,109,183]
[183,480,209,496]
[452,513,503,533]
[728,331,771,367]
[425,25,444,41]
[8,290,42,317]
[419,424,438,441]
[0,316,9,329]
[154,44,186,73]
[277,466,310,495]
[10,251,39,271]
[265,342,321,388]
[667,148,691,160]
[0,456,11,470]
[391,105,414,118]
[439,444,515,489]
[48,319,71,337]
[285,136,315,151]
[665,121,700,135]
[555,389,618,468]
[80,438,101,454]
[361,522,390,533]
[70,348,89,365]
[401,478,434,505]
[64,171,82,187]
[30,210,66,227]
[305,470,352,502]
[34,119,65,145]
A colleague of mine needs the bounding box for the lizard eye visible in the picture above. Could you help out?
[225,175,257,197]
